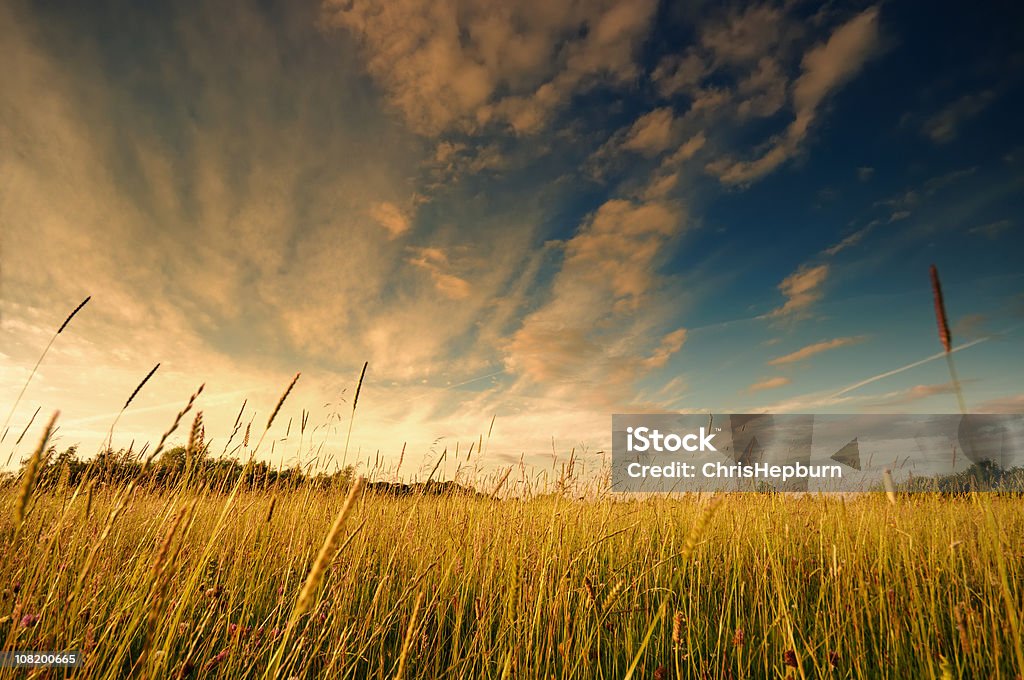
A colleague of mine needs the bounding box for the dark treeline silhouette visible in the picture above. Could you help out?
[896,460,1024,495]
[363,480,482,497]
[0,444,355,492]
[1,445,485,496]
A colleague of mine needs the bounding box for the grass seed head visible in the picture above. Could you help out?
[15,411,59,527]
[672,611,685,648]
[267,372,300,431]
[930,264,952,353]
[57,296,91,335]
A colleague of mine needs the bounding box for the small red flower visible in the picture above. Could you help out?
[201,650,229,673]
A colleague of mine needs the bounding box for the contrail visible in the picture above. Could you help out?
[443,369,506,391]
[830,336,989,398]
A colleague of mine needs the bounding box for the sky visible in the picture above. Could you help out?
[2,0,1023,479]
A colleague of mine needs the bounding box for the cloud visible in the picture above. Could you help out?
[769,264,830,318]
[863,382,966,408]
[857,166,874,181]
[502,197,687,408]
[791,7,881,117]
[975,393,1024,414]
[666,132,707,165]
[822,223,875,256]
[735,57,788,120]
[0,0,551,395]
[748,376,791,393]
[768,336,865,366]
[922,90,997,144]
[699,4,794,67]
[625,131,708,201]
[952,313,988,340]
[407,247,473,299]
[968,219,1013,239]
[369,202,411,238]
[867,166,978,227]
[621,108,679,156]
[707,7,882,184]
[754,336,993,414]
[923,166,979,192]
[588,113,703,183]
[320,0,659,136]
[429,140,507,184]
[643,328,688,369]
[651,50,706,98]
[2,0,705,471]
[874,189,918,211]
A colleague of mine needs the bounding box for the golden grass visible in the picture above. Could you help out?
[1,481,1022,679]
[14,412,58,531]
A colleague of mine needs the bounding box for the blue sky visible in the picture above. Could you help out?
[1,0,1022,475]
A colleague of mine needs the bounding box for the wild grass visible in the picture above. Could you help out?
[1,478,1022,679]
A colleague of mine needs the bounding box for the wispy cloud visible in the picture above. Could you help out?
[862,381,972,408]
[922,89,997,143]
[707,7,883,184]
[369,202,412,239]
[822,223,877,256]
[976,393,1024,413]
[748,376,791,393]
[407,248,473,300]
[620,108,682,157]
[968,219,1013,239]
[768,336,867,366]
[769,264,831,318]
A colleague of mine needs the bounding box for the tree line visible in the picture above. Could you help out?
[0,444,356,492]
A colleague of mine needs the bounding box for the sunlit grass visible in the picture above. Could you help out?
[2,480,1022,678]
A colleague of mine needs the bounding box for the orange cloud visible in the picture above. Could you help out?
[768,336,866,365]
[770,264,830,317]
[748,376,791,393]
[321,0,659,136]
[866,382,963,407]
[369,202,411,238]
[407,247,472,299]
[621,108,679,156]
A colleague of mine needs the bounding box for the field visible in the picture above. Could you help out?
[2,477,1023,679]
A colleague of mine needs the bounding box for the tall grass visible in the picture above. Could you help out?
[1,479,1022,678]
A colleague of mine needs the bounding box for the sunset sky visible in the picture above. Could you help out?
[2,0,1022,476]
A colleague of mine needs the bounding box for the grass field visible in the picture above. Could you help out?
[2,477,1023,679]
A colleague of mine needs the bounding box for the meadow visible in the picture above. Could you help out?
[2,471,1023,679]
